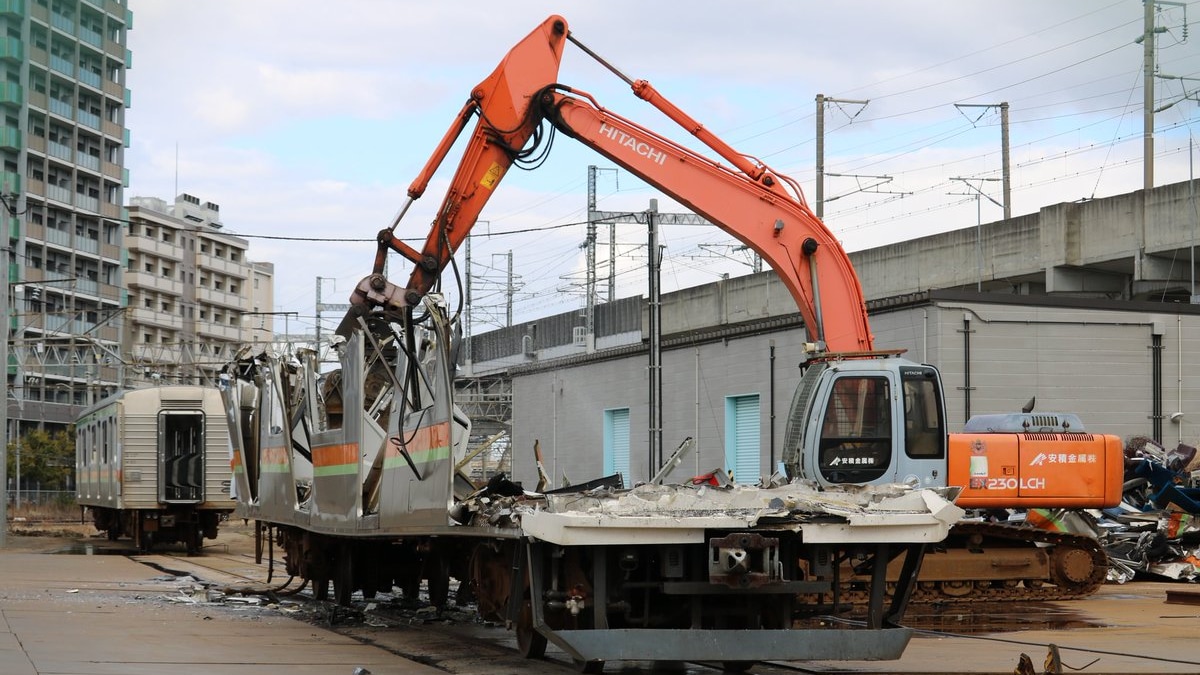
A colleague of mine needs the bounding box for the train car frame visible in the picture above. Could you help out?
[75,385,235,553]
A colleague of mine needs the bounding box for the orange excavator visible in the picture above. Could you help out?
[353,14,1123,603]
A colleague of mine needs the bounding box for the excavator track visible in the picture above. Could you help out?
[831,521,1109,605]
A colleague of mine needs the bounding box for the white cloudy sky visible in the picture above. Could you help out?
[124,0,1200,336]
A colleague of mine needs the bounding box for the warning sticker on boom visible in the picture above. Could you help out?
[480,162,504,189]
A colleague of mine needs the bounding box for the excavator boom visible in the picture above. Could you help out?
[372,14,872,352]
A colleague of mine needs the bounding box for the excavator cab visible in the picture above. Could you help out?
[785,355,947,489]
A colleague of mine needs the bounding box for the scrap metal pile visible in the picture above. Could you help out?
[1014,436,1200,583]
[1099,437,1200,582]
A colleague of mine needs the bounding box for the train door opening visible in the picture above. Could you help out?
[159,410,205,503]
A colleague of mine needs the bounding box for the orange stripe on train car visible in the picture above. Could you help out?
[313,443,358,468]
[386,420,451,456]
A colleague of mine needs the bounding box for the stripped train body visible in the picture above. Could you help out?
[220,298,963,670]
[75,385,235,553]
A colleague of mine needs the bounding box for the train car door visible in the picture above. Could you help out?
[158,410,205,503]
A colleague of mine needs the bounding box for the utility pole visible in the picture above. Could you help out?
[953,102,1012,220]
[1143,0,1158,194]
[646,199,662,479]
[0,207,8,546]
[1001,102,1011,220]
[506,251,514,328]
[586,167,598,345]
[815,94,869,218]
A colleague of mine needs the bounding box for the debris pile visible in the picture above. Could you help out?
[1098,437,1200,582]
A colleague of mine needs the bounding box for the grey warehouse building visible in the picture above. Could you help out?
[460,179,1200,491]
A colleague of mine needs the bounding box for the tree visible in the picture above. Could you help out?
[6,427,74,491]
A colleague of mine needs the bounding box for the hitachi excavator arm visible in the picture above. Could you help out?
[365,14,873,353]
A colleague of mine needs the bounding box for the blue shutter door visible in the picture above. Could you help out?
[726,394,761,484]
[604,408,631,485]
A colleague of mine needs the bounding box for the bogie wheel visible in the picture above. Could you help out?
[313,577,330,601]
[722,662,755,673]
[515,596,547,659]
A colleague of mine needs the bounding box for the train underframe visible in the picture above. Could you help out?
[87,506,225,555]
[266,522,929,671]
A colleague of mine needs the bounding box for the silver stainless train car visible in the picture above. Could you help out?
[75,385,236,553]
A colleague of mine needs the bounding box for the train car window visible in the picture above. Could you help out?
[76,425,86,467]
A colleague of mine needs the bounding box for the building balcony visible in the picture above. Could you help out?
[79,69,102,89]
[77,109,100,130]
[26,134,45,154]
[0,126,18,151]
[42,226,70,247]
[50,13,74,35]
[76,193,99,213]
[0,36,23,62]
[101,118,121,140]
[74,233,99,253]
[197,253,250,279]
[102,78,121,99]
[49,54,73,77]
[28,89,46,111]
[24,222,44,242]
[100,241,120,261]
[48,98,72,119]
[196,321,243,342]
[74,278,98,296]
[100,201,121,219]
[1,170,20,193]
[45,183,71,205]
[195,285,246,310]
[130,306,183,331]
[126,270,183,295]
[78,153,100,172]
[129,235,183,260]
[47,139,71,162]
[79,27,102,49]
[0,82,23,107]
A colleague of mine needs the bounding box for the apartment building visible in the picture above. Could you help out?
[125,194,273,387]
[2,0,129,430]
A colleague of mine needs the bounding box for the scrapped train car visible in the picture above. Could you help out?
[75,385,235,554]
[222,297,964,671]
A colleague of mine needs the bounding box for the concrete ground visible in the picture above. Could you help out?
[0,538,440,675]
[1,527,1198,675]
[806,582,1200,674]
